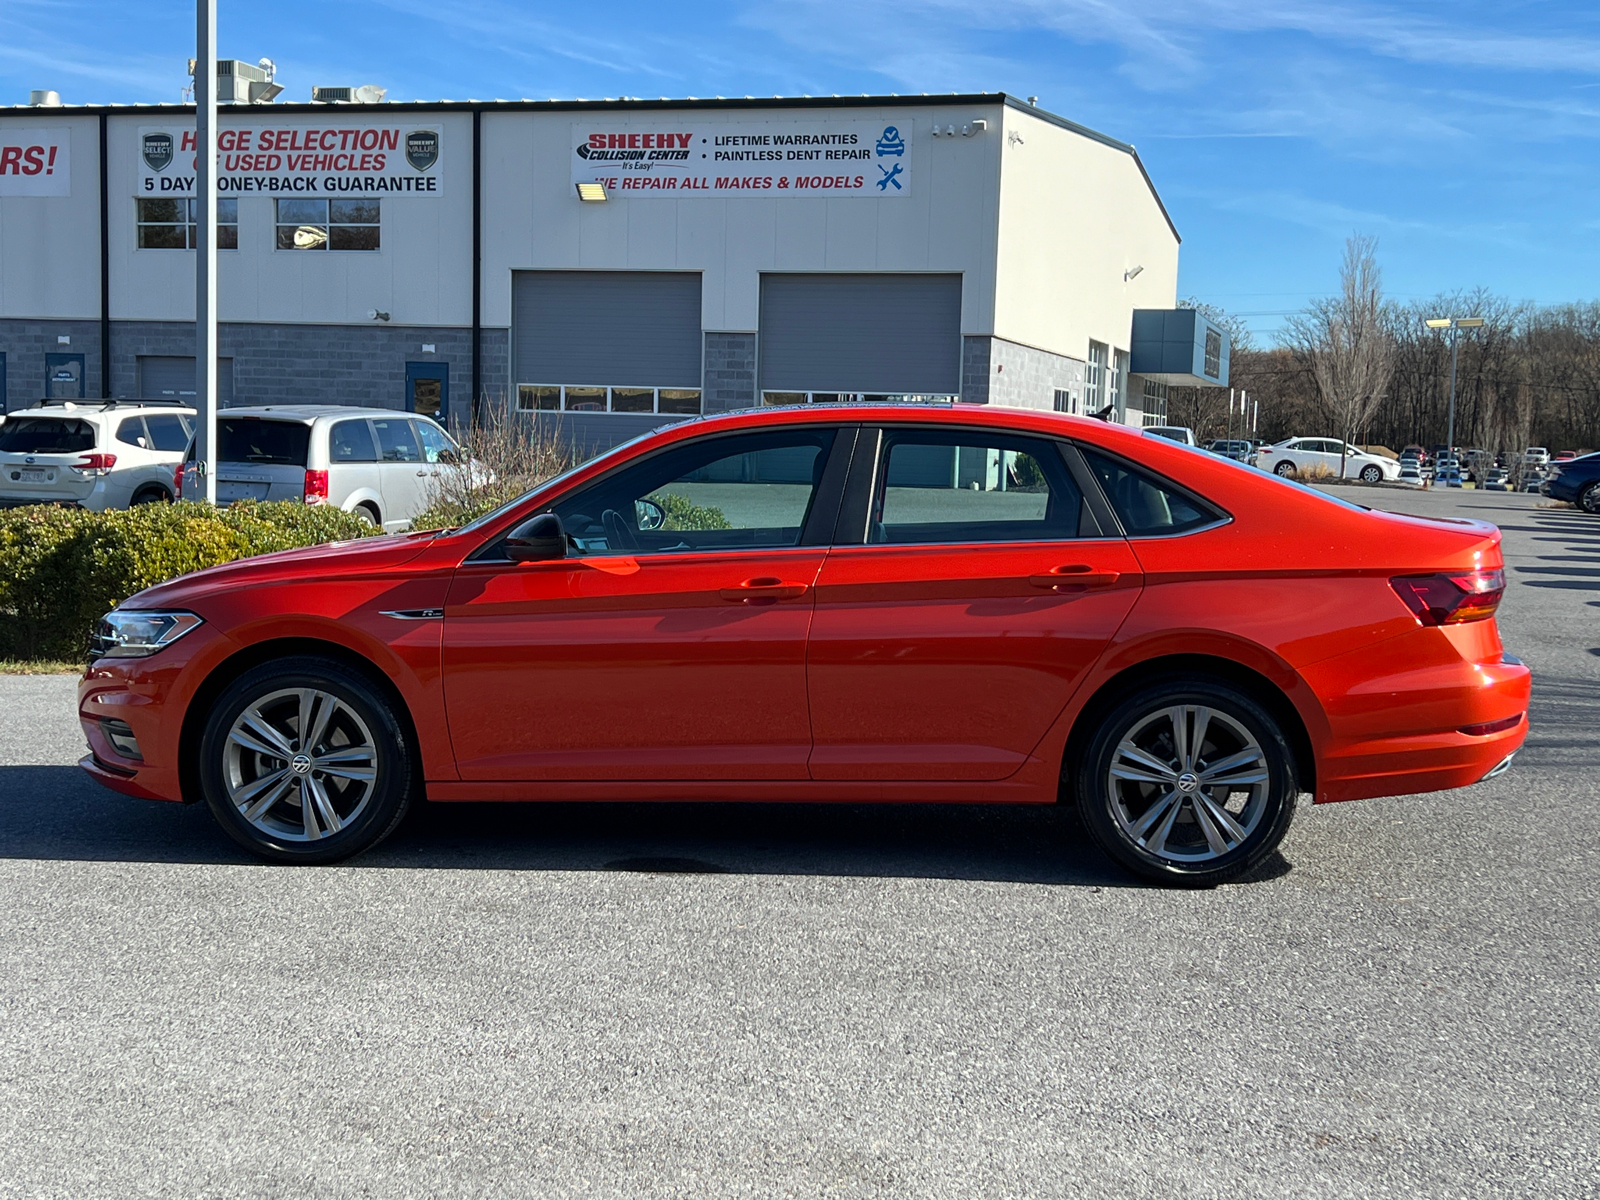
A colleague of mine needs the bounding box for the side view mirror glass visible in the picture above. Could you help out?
[635,498,665,531]
[505,512,567,563]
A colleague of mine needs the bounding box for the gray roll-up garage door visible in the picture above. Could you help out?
[758,273,962,396]
[137,356,235,406]
[512,271,701,388]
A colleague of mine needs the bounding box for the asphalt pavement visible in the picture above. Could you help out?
[1,486,1596,1198]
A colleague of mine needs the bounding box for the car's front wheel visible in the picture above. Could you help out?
[199,656,414,863]
[1075,680,1298,887]
[1273,460,1297,477]
[1579,482,1600,515]
[1360,464,1382,483]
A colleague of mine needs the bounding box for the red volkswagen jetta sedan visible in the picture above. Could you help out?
[78,405,1529,886]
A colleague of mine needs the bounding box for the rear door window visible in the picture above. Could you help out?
[217,418,312,466]
[329,419,378,463]
[1080,448,1221,537]
[0,418,97,454]
[372,418,421,463]
[143,414,193,452]
[869,430,1101,544]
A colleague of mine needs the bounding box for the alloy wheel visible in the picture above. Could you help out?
[223,687,379,841]
[1106,704,1271,864]
[1274,461,1296,477]
[1581,483,1600,515]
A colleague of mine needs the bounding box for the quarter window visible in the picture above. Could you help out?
[136,198,238,249]
[870,431,1101,545]
[549,428,838,556]
[275,198,380,251]
[115,417,149,448]
[143,413,194,451]
[1080,448,1219,537]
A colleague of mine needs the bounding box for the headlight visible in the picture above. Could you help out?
[92,611,204,659]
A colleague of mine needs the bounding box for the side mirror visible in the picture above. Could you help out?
[635,497,666,531]
[505,512,567,563]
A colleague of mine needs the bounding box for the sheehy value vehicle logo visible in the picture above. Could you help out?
[570,120,911,198]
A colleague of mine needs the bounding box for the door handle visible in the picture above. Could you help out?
[415,470,428,477]
[719,577,810,604]
[1029,565,1121,591]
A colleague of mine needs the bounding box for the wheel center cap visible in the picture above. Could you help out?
[1176,771,1200,793]
[290,754,313,776]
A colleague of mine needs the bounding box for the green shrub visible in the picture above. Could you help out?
[651,492,731,531]
[0,501,376,662]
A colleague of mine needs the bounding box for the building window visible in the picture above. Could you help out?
[1204,327,1223,380]
[1086,342,1108,412]
[1053,388,1077,415]
[275,198,380,251]
[1110,349,1128,419]
[517,385,703,415]
[1140,379,1170,427]
[136,198,238,249]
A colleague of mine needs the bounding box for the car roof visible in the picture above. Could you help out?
[11,399,197,417]
[218,405,433,422]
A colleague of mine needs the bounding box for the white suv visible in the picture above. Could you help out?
[0,399,196,509]
[1254,437,1400,483]
[179,406,463,532]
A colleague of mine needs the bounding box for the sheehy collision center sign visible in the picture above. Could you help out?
[137,124,443,196]
[0,128,70,196]
[572,121,912,197]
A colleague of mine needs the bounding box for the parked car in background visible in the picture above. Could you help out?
[81,403,1530,887]
[1205,439,1253,461]
[1436,458,1464,488]
[0,399,195,510]
[1524,447,1550,468]
[1402,444,1428,464]
[1397,459,1424,487]
[1143,425,1197,447]
[1554,450,1579,463]
[1483,468,1510,492]
[1255,438,1401,483]
[1541,452,1600,513]
[179,406,464,532]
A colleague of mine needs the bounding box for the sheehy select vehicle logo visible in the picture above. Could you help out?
[571,121,912,197]
[136,125,445,196]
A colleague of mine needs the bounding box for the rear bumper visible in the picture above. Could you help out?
[1303,642,1531,804]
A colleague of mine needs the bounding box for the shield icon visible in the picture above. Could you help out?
[406,130,439,172]
[142,132,173,172]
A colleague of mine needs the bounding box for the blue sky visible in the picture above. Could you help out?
[4,0,1597,343]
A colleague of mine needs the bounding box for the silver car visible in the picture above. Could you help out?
[179,406,462,532]
[0,399,196,510]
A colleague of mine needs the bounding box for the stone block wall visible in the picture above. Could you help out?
[0,319,106,411]
[703,332,756,412]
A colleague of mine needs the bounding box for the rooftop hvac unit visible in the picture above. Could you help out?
[193,57,282,104]
[312,85,387,104]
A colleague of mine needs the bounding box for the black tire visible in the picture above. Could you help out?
[1360,465,1382,483]
[354,502,380,527]
[199,656,414,864]
[1075,679,1298,887]
[1273,460,1297,477]
[131,486,171,505]
[1580,482,1600,515]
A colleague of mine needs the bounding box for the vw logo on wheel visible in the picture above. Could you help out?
[1176,771,1200,793]
[290,754,313,776]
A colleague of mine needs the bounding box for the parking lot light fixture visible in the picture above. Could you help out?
[1426,315,1485,453]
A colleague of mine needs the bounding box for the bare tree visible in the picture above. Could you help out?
[1287,235,1395,476]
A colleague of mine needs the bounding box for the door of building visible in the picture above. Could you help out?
[137,356,235,406]
[0,353,7,413]
[406,361,448,420]
[44,353,85,400]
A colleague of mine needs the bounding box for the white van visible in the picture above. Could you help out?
[179,406,463,532]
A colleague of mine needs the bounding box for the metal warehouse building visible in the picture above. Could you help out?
[0,87,1227,440]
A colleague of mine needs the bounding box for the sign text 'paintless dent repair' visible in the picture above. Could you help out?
[0,128,70,196]
[571,121,911,197]
[137,125,443,196]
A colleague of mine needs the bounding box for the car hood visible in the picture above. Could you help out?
[124,531,438,611]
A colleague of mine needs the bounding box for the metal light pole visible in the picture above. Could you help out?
[1425,315,1484,454]
[196,0,218,504]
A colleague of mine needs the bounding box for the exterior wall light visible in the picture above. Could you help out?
[1124,265,1144,281]
[368,309,390,322]
[576,182,608,202]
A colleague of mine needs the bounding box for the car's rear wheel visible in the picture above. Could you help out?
[1075,680,1298,887]
[1273,460,1297,477]
[1579,482,1600,515]
[354,502,380,527]
[1360,464,1382,483]
[131,485,170,505]
[199,657,414,863]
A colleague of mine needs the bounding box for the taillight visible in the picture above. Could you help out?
[1460,714,1523,737]
[73,453,117,474]
[1390,569,1505,625]
[303,469,329,504]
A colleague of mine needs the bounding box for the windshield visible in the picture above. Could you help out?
[0,417,97,455]
[449,427,669,536]
[217,418,312,466]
